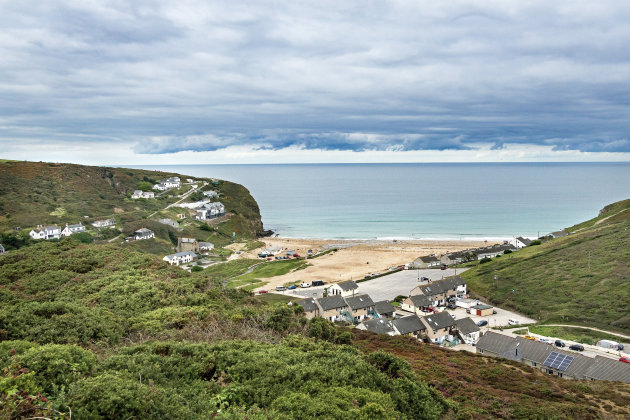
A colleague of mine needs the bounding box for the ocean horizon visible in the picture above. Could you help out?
[132,162,630,240]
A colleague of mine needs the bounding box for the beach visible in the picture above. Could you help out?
[230,237,497,291]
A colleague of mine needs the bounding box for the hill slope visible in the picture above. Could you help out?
[463,199,630,333]
[1,239,628,418]
[0,160,267,249]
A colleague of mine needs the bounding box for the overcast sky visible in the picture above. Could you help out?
[1,0,629,164]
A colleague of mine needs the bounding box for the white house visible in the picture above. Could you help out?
[195,202,226,220]
[327,280,359,297]
[153,177,181,191]
[512,237,532,249]
[131,190,155,199]
[133,228,154,240]
[29,225,61,240]
[455,317,481,345]
[61,223,87,237]
[91,218,116,228]
[203,190,219,198]
[476,244,516,259]
[199,242,214,253]
[163,251,197,266]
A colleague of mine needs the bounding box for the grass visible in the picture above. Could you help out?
[243,240,265,251]
[226,259,309,289]
[462,210,630,334]
[529,325,629,346]
[254,293,294,304]
[202,259,259,281]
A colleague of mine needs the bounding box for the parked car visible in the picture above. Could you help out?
[569,344,585,351]
[507,318,520,325]
[258,290,268,294]
[312,280,325,286]
[492,309,497,314]
[293,253,300,257]
[523,335,536,340]
[447,303,457,309]
[300,282,310,288]
[620,356,630,364]
[477,320,488,327]
[538,337,552,344]
[555,340,566,347]
[426,306,436,312]
[287,285,297,290]
[421,277,430,282]
[275,286,286,291]
[440,265,447,270]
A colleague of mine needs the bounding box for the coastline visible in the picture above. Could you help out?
[233,236,497,291]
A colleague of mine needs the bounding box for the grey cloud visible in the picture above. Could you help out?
[0,1,629,155]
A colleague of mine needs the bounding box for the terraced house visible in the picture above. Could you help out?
[344,294,375,322]
[409,276,467,306]
[420,311,458,344]
[317,296,350,322]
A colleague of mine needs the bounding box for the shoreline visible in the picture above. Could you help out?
[234,237,498,291]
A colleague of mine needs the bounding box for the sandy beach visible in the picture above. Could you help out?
[232,237,497,291]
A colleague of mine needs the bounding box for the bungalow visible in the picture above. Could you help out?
[584,356,630,383]
[91,218,115,228]
[373,301,396,318]
[317,296,351,322]
[420,312,458,344]
[471,304,494,317]
[455,317,481,345]
[392,315,427,339]
[401,294,433,315]
[359,318,395,335]
[29,225,61,240]
[163,251,197,266]
[203,190,219,198]
[153,176,181,191]
[178,237,199,253]
[0,244,5,254]
[61,223,86,237]
[133,228,154,240]
[476,244,517,259]
[512,236,532,248]
[344,294,375,322]
[199,242,214,253]
[195,202,226,220]
[131,190,155,199]
[411,255,441,269]
[440,251,468,266]
[328,280,359,297]
[550,230,568,238]
[296,298,320,319]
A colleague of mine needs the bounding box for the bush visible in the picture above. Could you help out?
[191,265,203,272]
[529,240,542,246]
[479,257,492,264]
[72,232,94,244]
[503,249,512,254]
[393,295,406,303]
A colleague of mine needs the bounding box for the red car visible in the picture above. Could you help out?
[620,356,630,363]
[440,265,447,270]
[258,290,268,294]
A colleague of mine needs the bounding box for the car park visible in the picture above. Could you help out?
[477,320,488,327]
[569,344,585,351]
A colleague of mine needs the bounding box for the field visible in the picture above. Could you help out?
[227,259,310,289]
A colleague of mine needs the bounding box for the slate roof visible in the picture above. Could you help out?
[408,294,432,307]
[422,312,456,331]
[516,237,531,246]
[297,298,319,313]
[165,251,196,259]
[318,296,348,311]
[418,255,439,263]
[362,318,394,335]
[419,276,466,297]
[373,301,396,315]
[584,356,630,383]
[181,237,197,243]
[476,244,517,256]
[476,332,518,356]
[336,280,358,291]
[455,317,480,335]
[199,242,214,249]
[472,304,493,310]
[393,315,426,335]
[344,294,374,310]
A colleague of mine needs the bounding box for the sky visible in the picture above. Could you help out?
[1,0,630,164]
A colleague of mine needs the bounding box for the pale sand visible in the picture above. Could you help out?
[229,237,497,291]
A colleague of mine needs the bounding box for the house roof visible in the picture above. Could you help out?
[67,223,84,229]
[297,298,319,313]
[199,242,213,248]
[393,315,425,335]
[472,304,493,310]
[317,296,348,311]
[373,300,396,315]
[476,244,517,256]
[422,312,456,331]
[165,251,197,259]
[584,356,630,383]
[344,294,374,310]
[417,255,439,263]
[44,225,60,231]
[181,237,197,243]
[362,318,394,335]
[476,331,519,356]
[135,228,153,234]
[419,276,466,297]
[408,294,432,307]
[455,317,480,335]
[335,280,358,291]
[516,237,531,245]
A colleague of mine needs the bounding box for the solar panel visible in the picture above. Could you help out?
[543,351,574,371]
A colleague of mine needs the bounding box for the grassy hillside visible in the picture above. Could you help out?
[0,160,267,249]
[463,199,630,333]
[1,239,629,419]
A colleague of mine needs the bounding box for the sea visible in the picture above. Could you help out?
[133,163,630,241]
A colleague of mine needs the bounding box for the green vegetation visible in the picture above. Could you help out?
[227,259,309,289]
[243,239,265,251]
[566,198,630,232]
[528,326,629,346]
[463,200,630,334]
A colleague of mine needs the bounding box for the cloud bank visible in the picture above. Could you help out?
[1,1,629,161]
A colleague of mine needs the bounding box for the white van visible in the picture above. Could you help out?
[508,318,520,326]
[275,285,286,291]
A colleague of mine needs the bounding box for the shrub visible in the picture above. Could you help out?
[191,265,203,272]
[529,240,542,246]
[503,249,512,254]
[479,257,492,264]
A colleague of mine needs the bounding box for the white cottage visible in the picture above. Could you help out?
[163,251,197,266]
[61,223,87,237]
[327,281,359,297]
[29,225,61,240]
